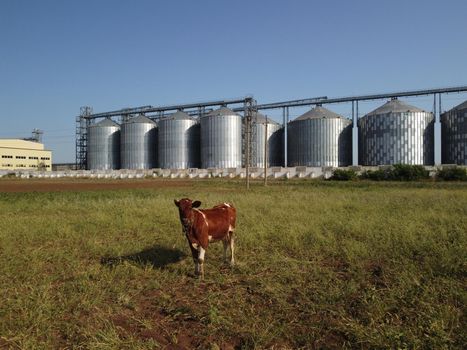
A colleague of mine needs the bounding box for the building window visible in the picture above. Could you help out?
[41,157,50,160]
[15,156,26,159]
[29,156,39,160]
[2,155,13,159]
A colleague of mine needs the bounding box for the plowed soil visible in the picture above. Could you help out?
[0,178,192,193]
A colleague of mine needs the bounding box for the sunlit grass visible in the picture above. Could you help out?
[0,180,466,349]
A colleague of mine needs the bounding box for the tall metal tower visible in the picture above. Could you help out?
[242,98,257,189]
[23,129,43,143]
[32,129,43,143]
[75,106,92,170]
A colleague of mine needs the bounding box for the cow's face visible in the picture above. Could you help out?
[174,198,201,231]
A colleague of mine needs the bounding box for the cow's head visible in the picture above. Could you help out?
[174,198,201,232]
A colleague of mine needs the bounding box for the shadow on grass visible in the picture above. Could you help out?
[101,245,186,269]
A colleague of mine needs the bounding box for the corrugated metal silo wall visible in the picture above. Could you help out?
[120,122,157,169]
[441,108,467,165]
[200,114,242,168]
[287,118,352,167]
[87,125,120,170]
[252,122,283,167]
[358,112,434,166]
[158,119,200,169]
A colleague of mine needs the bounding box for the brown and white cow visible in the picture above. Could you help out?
[174,198,236,279]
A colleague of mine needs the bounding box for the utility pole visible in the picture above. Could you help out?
[245,110,251,190]
[244,97,256,190]
[264,118,268,186]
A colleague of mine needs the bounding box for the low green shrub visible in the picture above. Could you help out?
[330,169,358,181]
[436,167,467,181]
[360,169,391,181]
[391,164,430,181]
[360,165,429,181]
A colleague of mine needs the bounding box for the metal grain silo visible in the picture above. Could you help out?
[200,107,242,168]
[120,115,157,169]
[250,112,283,167]
[441,100,467,165]
[287,106,352,167]
[358,99,434,166]
[87,118,120,170]
[158,111,200,169]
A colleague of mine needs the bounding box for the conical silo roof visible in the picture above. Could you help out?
[126,115,157,124]
[294,106,344,121]
[205,107,240,118]
[161,110,195,121]
[252,112,280,125]
[449,100,467,111]
[91,118,120,128]
[366,99,426,116]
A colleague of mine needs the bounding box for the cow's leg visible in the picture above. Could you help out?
[222,239,229,263]
[189,243,200,276]
[198,246,206,280]
[229,234,235,266]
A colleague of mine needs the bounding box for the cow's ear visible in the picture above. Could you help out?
[192,201,201,208]
[174,199,180,207]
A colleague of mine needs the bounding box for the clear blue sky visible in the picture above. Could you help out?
[1,0,466,163]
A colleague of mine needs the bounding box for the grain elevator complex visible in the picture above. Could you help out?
[75,86,467,173]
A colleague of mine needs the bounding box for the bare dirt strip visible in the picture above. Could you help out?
[0,179,192,193]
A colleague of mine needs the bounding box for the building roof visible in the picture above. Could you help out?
[0,139,46,150]
[294,106,344,121]
[365,99,426,116]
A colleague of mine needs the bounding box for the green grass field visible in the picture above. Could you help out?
[0,180,466,349]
